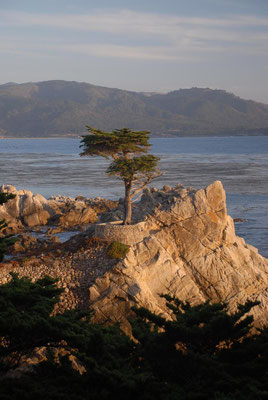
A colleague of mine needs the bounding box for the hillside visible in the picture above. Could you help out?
[0,80,268,137]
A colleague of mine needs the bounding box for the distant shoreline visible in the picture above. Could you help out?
[0,136,80,139]
[1,133,268,139]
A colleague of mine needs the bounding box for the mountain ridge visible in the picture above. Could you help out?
[0,80,268,137]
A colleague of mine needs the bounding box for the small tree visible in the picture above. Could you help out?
[80,127,161,224]
[0,192,16,262]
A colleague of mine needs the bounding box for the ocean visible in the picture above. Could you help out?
[0,136,267,257]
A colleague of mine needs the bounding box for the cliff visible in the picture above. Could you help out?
[0,181,267,332]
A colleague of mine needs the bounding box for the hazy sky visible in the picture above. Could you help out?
[1,0,268,102]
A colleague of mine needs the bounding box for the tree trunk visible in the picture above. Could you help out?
[123,181,132,225]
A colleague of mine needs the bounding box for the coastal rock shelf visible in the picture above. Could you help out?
[0,181,267,333]
[0,184,117,231]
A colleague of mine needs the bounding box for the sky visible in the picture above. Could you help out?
[0,0,268,103]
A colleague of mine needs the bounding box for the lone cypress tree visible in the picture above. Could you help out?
[0,192,16,262]
[80,127,161,224]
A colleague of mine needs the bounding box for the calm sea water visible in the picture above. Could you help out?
[0,137,267,257]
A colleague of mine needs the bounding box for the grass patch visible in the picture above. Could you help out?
[107,241,129,259]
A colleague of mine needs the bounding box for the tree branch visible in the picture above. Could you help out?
[130,171,162,200]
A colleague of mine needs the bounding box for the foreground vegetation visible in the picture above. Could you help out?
[0,274,267,400]
[0,192,17,261]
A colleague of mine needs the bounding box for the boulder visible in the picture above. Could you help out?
[57,206,98,228]
[0,185,117,229]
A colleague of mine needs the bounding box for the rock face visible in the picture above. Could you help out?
[89,181,268,330]
[0,185,117,230]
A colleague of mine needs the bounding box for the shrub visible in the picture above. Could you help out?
[0,275,267,399]
[107,241,129,259]
[0,193,17,261]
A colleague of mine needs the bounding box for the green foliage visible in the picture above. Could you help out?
[80,127,150,159]
[0,192,17,261]
[80,127,161,224]
[107,154,160,181]
[107,241,130,259]
[0,226,17,261]
[132,295,258,354]
[130,295,268,399]
[0,276,267,399]
[0,273,63,369]
[0,192,16,205]
[0,274,148,400]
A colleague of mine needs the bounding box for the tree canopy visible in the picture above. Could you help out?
[80,127,161,224]
[80,127,151,159]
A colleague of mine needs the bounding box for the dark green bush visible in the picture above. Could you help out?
[0,192,17,262]
[0,275,267,399]
[107,241,129,259]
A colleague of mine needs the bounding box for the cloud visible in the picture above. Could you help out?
[1,9,268,60]
[0,36,191,61]
[58,43,189,61]
[2,9,268,32]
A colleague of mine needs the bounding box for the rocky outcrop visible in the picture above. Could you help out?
[89,181,268,331]
[49,195,117,228]
[0,185,117,231]
[0,185,53,229]
[0,181,267,334]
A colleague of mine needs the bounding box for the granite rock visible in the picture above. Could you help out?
[0,181,267,335]
[0,185,117,229]
[90,181,268,331]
